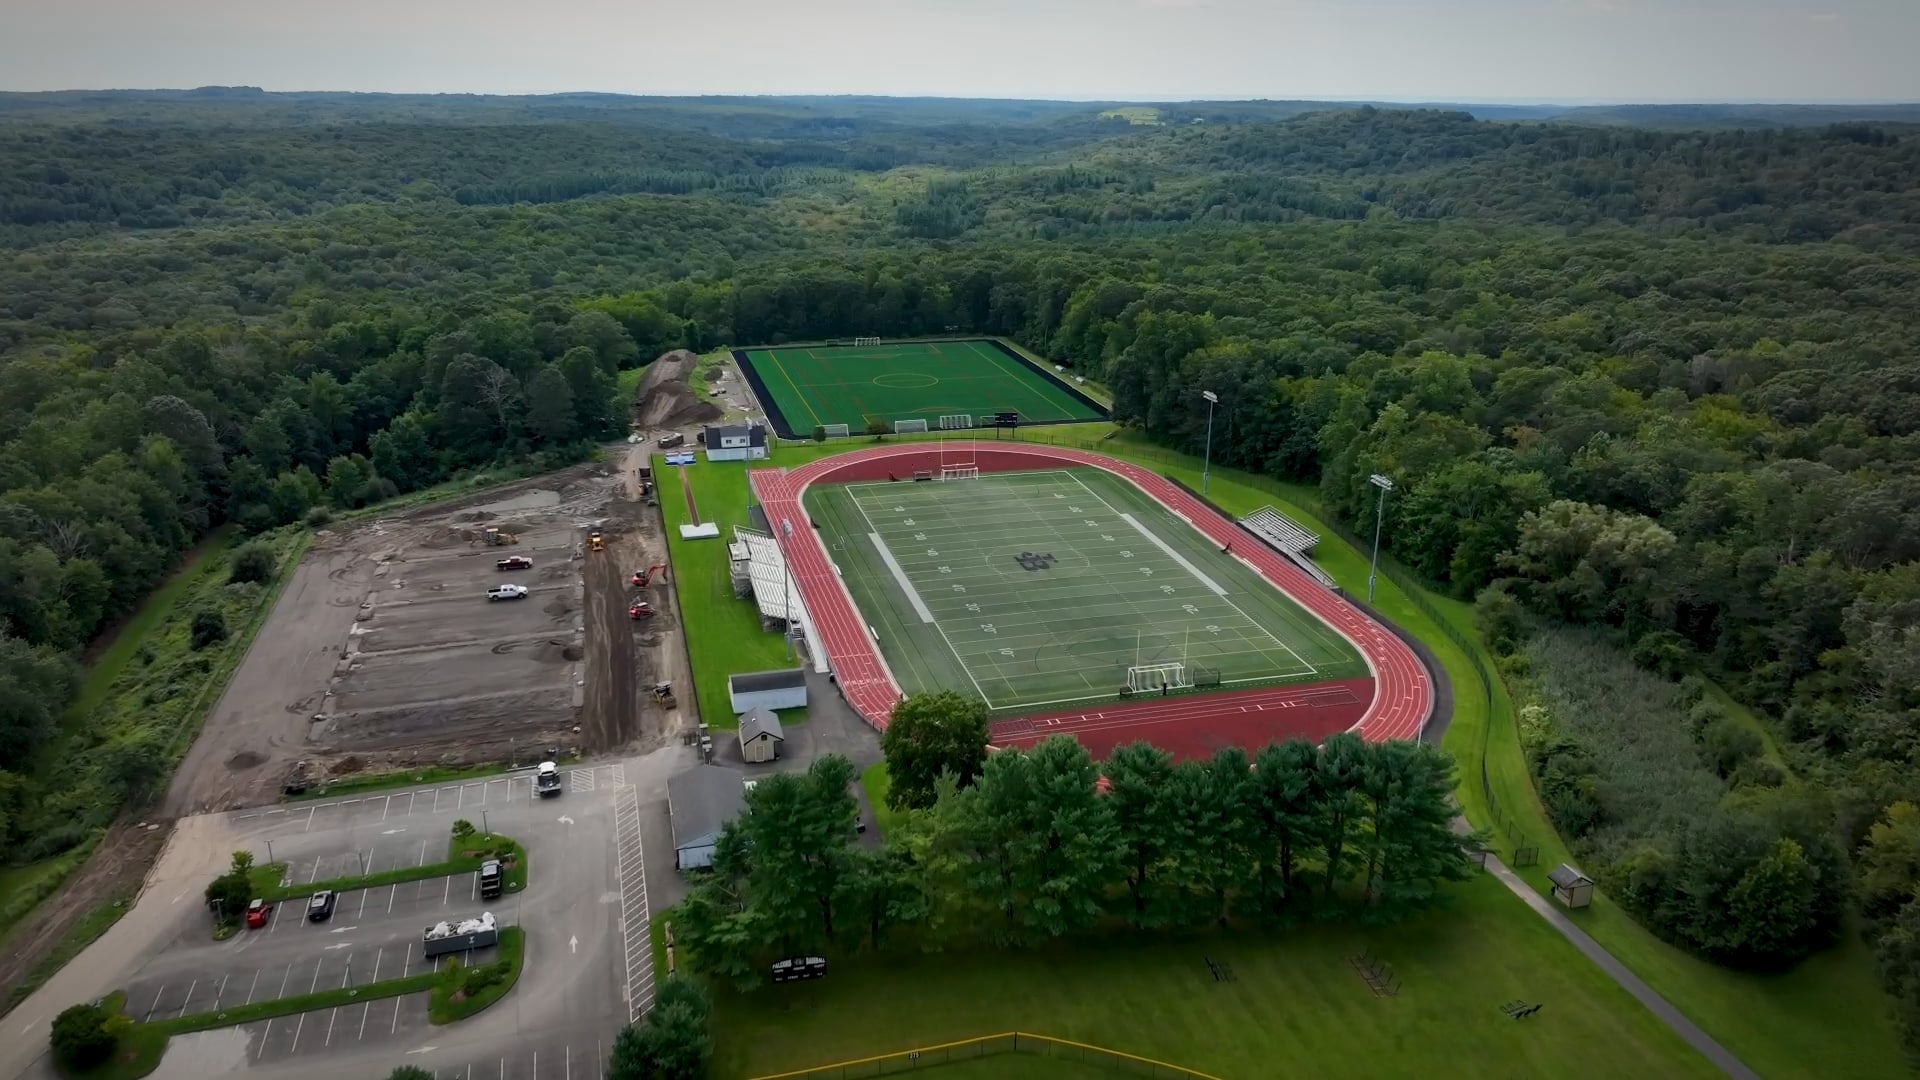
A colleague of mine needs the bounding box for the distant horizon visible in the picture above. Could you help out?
[8,86,1920,110]
[7,1,1914,104]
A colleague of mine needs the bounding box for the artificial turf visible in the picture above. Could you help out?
[804,467,1364,711]
[736,339,1104,437]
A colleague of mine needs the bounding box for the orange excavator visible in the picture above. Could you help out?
[630,564,667,588]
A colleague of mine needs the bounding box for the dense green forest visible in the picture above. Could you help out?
[3,92,1920,1054]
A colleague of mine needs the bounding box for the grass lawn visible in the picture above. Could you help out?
[740,429,1906,1078]
[737,339,1104,438]
[428,926,525,1024]
[858,762,903,836]
[657,459,802,730]
[710,874,1715,1080]
[0,848,94,942]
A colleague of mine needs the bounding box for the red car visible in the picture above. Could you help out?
[245,898,272,929]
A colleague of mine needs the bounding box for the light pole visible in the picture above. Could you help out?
[264,839,275,865]
[480,809,490,838]
[780,519,799,663]
[1367,474,1394,603]
[1200,390,1219,495]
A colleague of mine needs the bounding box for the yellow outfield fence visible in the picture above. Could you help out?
[746,1031,1223,1080]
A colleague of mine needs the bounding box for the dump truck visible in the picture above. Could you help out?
[535,761,562,798]
[424,912,498,958]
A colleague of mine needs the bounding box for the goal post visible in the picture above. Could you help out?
[820,423,851,439]
[940,467,980,481]
[853,336,883,347]
[1126,663,1191,694]
[894,419,930,434]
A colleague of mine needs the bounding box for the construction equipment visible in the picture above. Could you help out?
[630,564,668,588]
[650,682,677,707]
[481,527,518,546]
[495,555,533,571]
[587,531,605,553]
[628,601,655,620]
[424,912,498,958]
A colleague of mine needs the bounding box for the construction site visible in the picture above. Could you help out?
[163,451,691,815]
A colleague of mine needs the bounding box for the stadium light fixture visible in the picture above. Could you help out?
[1201,390,1220,495]
[1367,474,1394,603]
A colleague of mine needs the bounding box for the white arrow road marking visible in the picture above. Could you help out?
[323,942,352,951]
[570,935,578,954]
[557,815,574,825]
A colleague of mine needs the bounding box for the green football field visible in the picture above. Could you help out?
[736,340,1105,436]
[803,468,1365,711]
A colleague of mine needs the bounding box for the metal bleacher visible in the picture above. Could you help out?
[1239,506,1338,591]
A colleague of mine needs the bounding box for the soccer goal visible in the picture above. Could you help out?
[940,467,980,481]
[894,419,930,434]
[938,413,975,430]
[853,336,883,347]
[1126,663,1191,694]
[820,423,851,439]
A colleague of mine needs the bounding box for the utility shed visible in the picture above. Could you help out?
[1548,864,1595,910]
[702,423,768,462]
[738,708,785,764]
[729,668,808,713]
[668,765,747,871]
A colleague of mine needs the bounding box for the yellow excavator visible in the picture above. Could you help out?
[587,530,605,553]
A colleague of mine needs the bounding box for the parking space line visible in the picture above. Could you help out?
[457,785,465,810]
[277,963,293,1000]
[443,875,451,906]
[567,1044,572,1078]
[357,1001,371,1042]
[406,791,417,815]
[307,857,322,883]
[402,949,412,979]
[245,970,261,1005]
[289,1010,306,1053]
[390,996,401,1035]
[173,979,197,1019]
[358,889,369,918]
[213,973,229,1010]
[304,805,316,832]
[259,1019,274,1059]
[324,1007,338,1046]
[379,795,391,823]
[470,872,477,901]
[308,958,323,994]
[418,838,429,867]
[268,904,283,934]
[388,884,398,914]
[365,847,376,874]
[433,787,442,812]
[143,984,166,1022]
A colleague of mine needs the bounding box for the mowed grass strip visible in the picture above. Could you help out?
[657,460,802,730]
[740,340,1101,433]
[710,874,1715,1080]
[256,832,526,902]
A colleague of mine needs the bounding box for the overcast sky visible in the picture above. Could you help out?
[3,0,1915,103]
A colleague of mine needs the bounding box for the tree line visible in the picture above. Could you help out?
[677,717,1475,990]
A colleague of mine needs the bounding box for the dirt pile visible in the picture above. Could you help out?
[632,350,723,430]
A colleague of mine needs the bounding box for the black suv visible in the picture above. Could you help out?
[307,890,336,922]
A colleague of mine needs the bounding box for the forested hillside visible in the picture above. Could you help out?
[3,94,1920,1055]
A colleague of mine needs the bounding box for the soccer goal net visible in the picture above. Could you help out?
[938,414,975,430]
[1126,663,1191,694]
[853,336,883,347]
[894,419,930,434]
[820,423,851,439]
[940,467,980,481]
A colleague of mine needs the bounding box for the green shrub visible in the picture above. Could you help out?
[228,542,277,584]
[50,1001,115,1069]
[1730,758,1787,790]
[189,608,228,650]
[1703,718,1764,779]
[305,506,334,527]
[811,425,827,442]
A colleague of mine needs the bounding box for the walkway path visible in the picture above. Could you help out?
[1481,853,1760,1080]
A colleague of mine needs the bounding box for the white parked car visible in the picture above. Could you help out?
[486,584,529,601]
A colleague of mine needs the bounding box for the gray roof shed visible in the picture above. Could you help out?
[730,669,807,694]
[740,708,785,744]
[667,765,747,853]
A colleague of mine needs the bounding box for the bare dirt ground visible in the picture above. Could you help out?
[0,819,171,1012]
[162,462,631,818]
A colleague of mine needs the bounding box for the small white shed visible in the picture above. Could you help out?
[702,423,768,462]
[729,669,807,713]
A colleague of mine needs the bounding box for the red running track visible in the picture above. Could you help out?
[748,445,1432,750]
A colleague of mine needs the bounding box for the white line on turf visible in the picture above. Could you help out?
[865,533,935,623]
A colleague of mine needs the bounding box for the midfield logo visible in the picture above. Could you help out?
[1014,551,1057,572]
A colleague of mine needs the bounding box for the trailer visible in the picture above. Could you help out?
[424,912,498,958]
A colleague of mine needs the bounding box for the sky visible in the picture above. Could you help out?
[2,0,1916,103]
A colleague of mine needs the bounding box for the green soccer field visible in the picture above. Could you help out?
[803,468,1365,711]
[736,340,1106,437]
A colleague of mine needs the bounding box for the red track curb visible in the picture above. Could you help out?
[749,445,1433,748]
